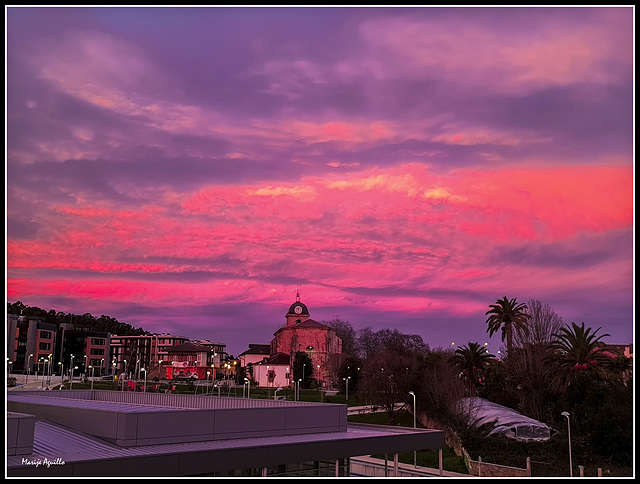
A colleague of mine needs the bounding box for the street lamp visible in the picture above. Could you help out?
[71,366,78,390]
[274,387,283,400]
[409,391,417,468]
[26,354,33,384]
[343,376,351,402]
[58,362,64,385]
[561,412,573,477]
[142,368,147,392]
[89,366,95,390]
[297,379,302,401]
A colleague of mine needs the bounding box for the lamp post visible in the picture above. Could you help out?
[298,379,302,401]
[409,391,417,468]
[274,387,283,400]
[69,354,74,388]
[89,366,95,390]
[343,376,351,402]
[71,366,78,390]
[561,412,573,477]
[142,368,147,392]
[26,354,33,384]
[58,362,64,385]
[100,358,105,377]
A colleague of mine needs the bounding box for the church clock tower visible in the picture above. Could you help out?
[285,289,310,327]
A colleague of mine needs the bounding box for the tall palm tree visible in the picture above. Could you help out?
[450,342,495,395]
[485,296,530,355]
[544,322,611,392]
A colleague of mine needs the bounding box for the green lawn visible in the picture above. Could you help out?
[348,410,469,474]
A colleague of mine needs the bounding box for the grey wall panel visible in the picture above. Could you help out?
[213,408,287,435]
[136,409,214,440]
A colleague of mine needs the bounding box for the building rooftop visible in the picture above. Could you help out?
[7,390,444,477]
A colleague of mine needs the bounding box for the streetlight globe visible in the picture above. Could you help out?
[561,411,570,418]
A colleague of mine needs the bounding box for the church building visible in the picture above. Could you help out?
[252,293,342,389]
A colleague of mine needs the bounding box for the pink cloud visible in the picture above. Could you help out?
[7,159,632,327]
[357,9,632,92]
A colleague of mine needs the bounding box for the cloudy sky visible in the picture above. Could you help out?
[6,6,634,357]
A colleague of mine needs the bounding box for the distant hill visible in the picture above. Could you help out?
[7,301,147,336]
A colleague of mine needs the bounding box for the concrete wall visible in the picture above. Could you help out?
[7,412,35,456]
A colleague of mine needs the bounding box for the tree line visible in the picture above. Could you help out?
[7,301,147,336]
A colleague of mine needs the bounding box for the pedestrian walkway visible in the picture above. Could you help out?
[347,403,406,415]
[7,373,68,391]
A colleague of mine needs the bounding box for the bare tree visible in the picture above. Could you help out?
[359,349,419,425]
[513,299,563,347]
[504,299,564,420]
[323,317,357,356]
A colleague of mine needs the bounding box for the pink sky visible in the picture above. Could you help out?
[6,7,634,356]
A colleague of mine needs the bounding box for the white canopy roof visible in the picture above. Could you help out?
[460,397,551,441]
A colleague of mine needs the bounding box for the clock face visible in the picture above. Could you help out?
[294,305,303,314]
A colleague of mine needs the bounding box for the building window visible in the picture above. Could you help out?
[92,338,106,346]
[40,330,52,339]
[38,342,51,351]
[90,348,105,355]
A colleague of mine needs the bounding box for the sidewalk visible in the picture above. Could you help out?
[347,403,406,415]
[7,372,68,391]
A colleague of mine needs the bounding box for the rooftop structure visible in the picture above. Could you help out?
[7,390,445,477]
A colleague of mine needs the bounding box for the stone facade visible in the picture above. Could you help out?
[268,298,342,388]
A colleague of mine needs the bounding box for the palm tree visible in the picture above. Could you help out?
[544,322,611,392]
[485,296,529,355]
[450,342,495,395]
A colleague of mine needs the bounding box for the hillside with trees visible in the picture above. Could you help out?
[7,301,147,336]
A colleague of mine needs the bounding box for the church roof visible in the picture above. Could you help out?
[239,344,271,356]
[167,342,211,353]
[273,318,331,335]
[257,352,291,365]
[297,318,330,329]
